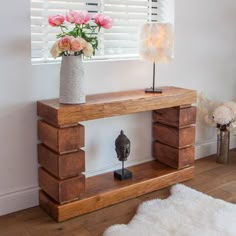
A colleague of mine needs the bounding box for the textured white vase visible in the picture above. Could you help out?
[59,55,86,104]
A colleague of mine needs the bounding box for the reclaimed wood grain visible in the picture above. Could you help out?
[38,121,84,153]
[36,86,197,222]
[38,144,85,179]
[39,168,85,203]
[37,87,197,126]
[39,160,194,222]
[153,142,195,169]
[153,106,197,127]
[153,123,196,148]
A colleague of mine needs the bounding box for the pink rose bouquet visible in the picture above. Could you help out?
[48,10,113,58]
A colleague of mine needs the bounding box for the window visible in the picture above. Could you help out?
[31,0,174,63]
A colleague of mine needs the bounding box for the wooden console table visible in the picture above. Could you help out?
[37,86,197,222]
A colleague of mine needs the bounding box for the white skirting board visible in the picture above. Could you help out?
[0,186,39,216]
[195,135,236,160]
[0,137,235,217]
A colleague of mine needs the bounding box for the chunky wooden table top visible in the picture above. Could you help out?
[37,86,197,125]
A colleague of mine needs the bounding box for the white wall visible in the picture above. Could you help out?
[0,0,236,215]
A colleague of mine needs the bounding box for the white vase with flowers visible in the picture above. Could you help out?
[48,10,113,104]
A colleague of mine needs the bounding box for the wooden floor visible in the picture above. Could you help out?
[1,150,236,236]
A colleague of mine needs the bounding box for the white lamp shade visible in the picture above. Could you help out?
[139,23,174,63]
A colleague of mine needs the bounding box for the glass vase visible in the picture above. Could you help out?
[216,129,230,164]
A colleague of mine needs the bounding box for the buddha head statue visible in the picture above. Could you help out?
[115,130,131,161]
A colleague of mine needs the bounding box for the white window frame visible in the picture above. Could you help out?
[31,0,174,64]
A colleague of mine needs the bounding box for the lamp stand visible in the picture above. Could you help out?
[145,62,162,93]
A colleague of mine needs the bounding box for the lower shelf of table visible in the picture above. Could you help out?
[39,160,194,222]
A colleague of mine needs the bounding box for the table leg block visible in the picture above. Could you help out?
[153,142,195,169]
[39,167,85,203]
[38,120,84,153]
[38,144,85,179]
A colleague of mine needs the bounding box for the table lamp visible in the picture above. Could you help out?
[139,22,174,93]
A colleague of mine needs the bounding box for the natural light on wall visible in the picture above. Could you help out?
[31,0,174,63]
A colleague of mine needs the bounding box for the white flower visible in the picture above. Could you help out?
[224,101,236,117]
[82,42,93,57]
[213,105,234,125]
[50,42,61,58]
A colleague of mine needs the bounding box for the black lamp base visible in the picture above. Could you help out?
[145,88,162,93]
[114,168,132,180]
[145,62,163,94]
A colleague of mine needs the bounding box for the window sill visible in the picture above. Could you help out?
[31,55,142,66]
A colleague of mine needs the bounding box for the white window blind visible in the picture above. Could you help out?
[31,0,174,63]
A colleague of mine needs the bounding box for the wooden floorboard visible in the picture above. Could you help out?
[1,150,236,235]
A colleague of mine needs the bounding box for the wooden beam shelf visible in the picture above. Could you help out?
[40,161,194,222]
[37,86,197,126]
[37,86,197,222]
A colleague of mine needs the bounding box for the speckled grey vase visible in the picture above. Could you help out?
[59,55,86,104]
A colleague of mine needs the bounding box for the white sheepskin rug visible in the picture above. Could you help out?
[103,184,236,236]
